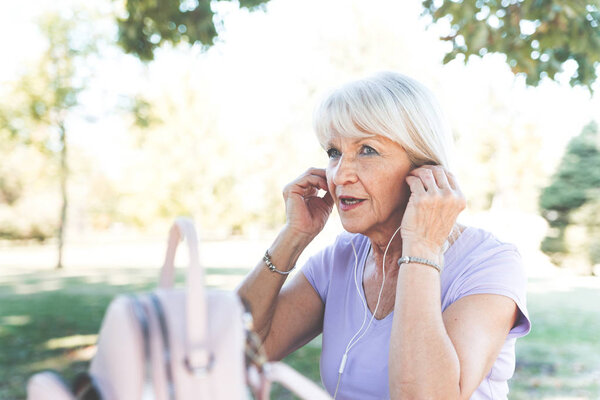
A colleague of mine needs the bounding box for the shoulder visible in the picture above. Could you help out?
[301,231,368,301]
[442,226,531,337]
[305,231,368,270]
[446,226,522,272]
[443,226,527,303]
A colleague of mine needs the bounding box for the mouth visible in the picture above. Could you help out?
[338,196,366,210]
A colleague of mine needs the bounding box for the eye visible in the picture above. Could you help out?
[360,145,379,155]
[327,147,341,159]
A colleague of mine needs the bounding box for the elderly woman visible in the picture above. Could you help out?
[237,72,530,400]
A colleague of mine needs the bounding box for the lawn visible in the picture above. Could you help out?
[1,267,599,399]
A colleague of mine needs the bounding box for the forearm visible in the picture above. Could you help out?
[236,226,313,340]
[389,251,461,399]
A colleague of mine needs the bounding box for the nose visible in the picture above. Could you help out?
[331,155,358,186]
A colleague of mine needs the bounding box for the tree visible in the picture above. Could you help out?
[116,0,600,89]
[116,0,270,61]
[539,122,600,274]
[119,69,293,235]
[0,11,97,268]
[422,0,600,90]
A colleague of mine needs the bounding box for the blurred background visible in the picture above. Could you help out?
[0,0,599,398]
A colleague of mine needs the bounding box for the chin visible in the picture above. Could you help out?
[338,218,367,235]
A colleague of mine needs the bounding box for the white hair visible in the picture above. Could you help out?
[313,71,453,168]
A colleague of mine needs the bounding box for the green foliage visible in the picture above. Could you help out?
[0,9,97,242]
[539,122,600,272]
[540,122,600,211]
[118,0,600,87]
[19,11,96,130]
[0,117,57,241]
[570,194,600,265]
[117,0,270,60]
[422,0,600,90]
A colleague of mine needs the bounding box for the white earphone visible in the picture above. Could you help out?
[332,225,403,399]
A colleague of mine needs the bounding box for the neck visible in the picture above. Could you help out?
[367,226,404,277]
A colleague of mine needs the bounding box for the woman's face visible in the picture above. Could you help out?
[325,133,413,238]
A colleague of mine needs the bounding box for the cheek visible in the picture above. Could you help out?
[380,171,410,207]
[392,179,411,206]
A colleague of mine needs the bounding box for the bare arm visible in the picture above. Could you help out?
[262,269,325,361]
[390,260,518,399]
[388,165,518,399]
[442,293,519,396]
[237,227,313,341]
[236,228,325,360]
[236,168,333,359]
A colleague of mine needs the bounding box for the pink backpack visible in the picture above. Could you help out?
[27,217,331,400]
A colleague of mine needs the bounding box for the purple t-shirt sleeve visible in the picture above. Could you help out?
[449,243,531,339]
[302,241,335,303]
[302,233,354,303]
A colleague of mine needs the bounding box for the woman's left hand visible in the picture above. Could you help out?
[401,165,466,257]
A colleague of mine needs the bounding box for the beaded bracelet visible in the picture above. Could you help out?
[263,250,295,275]
[397,255,443,273]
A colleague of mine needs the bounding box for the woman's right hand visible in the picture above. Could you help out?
[282,168,334,240]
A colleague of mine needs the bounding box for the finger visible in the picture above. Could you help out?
[431,167,451,190]
[418,165,451,189]
[305,167,327,178]
[446,171,459,191]
[303,186,319,198]
[303,168,327,185]
[409,168,438,192]
[308,191,335,214]
[296,174,328,192]
[321,191,334,208]
[405,175,426,195]
[308,170,329,192]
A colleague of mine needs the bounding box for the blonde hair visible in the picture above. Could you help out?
[313,71,453,168]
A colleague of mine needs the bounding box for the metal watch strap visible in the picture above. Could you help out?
[397,256,442,273]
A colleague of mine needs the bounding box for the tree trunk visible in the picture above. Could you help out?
[56,122,68,269]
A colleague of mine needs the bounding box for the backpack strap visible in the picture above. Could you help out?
[130,296,154,399]
[72,372,102,400]
[149,293,176,400]
[158,218,213,377]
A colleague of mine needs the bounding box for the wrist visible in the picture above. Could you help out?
[402,243,443,265]
[397,255,443,273]
[266,226,314,272]
[282,224,317,248]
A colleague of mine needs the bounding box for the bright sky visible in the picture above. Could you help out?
[1,0,598,181]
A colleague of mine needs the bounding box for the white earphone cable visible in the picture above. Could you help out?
[333,239,368,399]
[333,225,402,399]
[345,240,370,356]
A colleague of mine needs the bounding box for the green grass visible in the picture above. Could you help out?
[1,270,599,399]
[0,269,159,399]
[511,281,600,399]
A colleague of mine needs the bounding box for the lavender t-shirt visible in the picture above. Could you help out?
[302,227,531,400]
